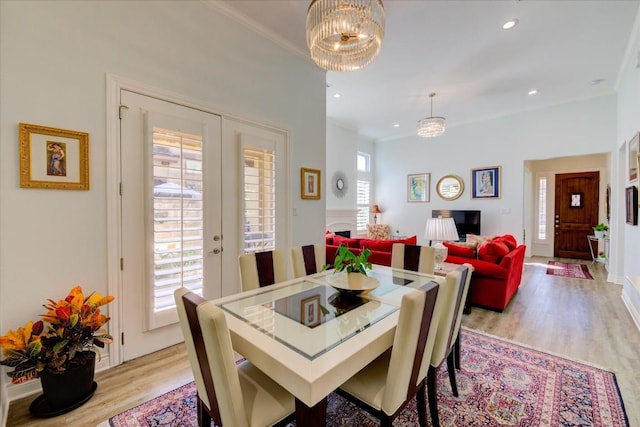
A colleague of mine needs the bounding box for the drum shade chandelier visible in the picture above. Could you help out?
[417,93,446,138]
[306,0,385,72]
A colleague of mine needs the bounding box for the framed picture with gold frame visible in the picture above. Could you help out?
[19,123,90,190]
[301,167,321,200]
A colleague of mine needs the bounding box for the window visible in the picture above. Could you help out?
[357,152,370,172]
[151,127,204,312]
[356,152,372,232]
[356,180,370,231]
[242,145,276,253]
[537,177,547,240]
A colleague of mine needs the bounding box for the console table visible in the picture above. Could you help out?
[587,235,609,264]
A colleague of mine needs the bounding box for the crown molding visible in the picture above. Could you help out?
[202,0,312,63]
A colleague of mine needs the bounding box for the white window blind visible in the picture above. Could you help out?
[243,145,276,253]
[151,127,204,313]
[356,179,370,231]
[538,177,547,240]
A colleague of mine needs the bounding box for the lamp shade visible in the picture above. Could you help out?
[371,204,382,214]
[424,217,459,242]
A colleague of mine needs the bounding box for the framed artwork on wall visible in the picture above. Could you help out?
[625,185,638,225]
[629,132,639,182]
[407,173,430,202]
[471,166,501,199]
[19,123,90,190]
[301,167,321,200]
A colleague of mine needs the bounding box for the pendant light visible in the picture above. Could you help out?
[306,0,385,72]
[417,93,446,138]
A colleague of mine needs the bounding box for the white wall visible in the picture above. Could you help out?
[618,15,640,327]
[0,0,325,401]
[375,95,617,246]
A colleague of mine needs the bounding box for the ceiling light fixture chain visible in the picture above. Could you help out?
[306,0,385,72]
[417,92,446,138]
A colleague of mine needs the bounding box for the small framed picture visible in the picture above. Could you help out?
[407,173,430,202]
[570,193,583,208]
[301,295,321,327]
[626,186,638,225]
[301,167,321,200]
[629,132,639,182]
[19,123,90,190]
[471,166,501,199]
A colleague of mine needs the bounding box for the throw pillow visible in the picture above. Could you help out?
[333,235,361,248]
[360,238,395,252]
[466,234,497,248]
[477,240,510,263]
[402,235,418,245]
[325,235,333,245]
[443,242,475,259]
[366,224,390,240]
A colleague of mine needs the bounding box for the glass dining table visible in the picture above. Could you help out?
[213,264,445,427]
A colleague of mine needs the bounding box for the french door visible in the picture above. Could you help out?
[119,90,222,360]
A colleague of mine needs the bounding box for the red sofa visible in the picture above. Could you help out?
[444,234,526,312]
[325,234,417,267]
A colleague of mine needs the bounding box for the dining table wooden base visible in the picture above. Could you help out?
[295,397,327,427]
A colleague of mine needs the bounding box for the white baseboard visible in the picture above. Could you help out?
[1,384,8,427]
[621,289,640,332]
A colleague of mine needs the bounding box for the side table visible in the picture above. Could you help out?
[587,235,609,264]
[434,262,473,314]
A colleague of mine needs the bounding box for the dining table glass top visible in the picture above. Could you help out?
[217,265,440,360]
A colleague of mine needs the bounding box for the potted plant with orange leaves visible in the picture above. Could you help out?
[0,285,114,416]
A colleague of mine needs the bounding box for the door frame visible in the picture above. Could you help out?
[106,74,291,367]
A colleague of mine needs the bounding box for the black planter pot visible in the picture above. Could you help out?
[29,351,98,418]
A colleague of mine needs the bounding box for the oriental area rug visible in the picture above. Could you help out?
[105,329,628,427]
[546,260,594,280]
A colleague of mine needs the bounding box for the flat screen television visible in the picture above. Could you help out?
[431,210,481,240]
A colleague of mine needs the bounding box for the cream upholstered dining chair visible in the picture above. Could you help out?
[391,243,436,274]
[174,288,295,427]
[290,244,325,278]
[238,249,288,291]
[336,280,441,427]
[426,264,473,427]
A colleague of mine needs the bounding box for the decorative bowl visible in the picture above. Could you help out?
[328,273,380,294]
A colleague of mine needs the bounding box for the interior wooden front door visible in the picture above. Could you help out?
[554,171,599,259]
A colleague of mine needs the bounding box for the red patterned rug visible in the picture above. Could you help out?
[546,261,594,279]
[105,329,628,426]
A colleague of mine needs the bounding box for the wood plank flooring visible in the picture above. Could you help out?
[7,256,640,427]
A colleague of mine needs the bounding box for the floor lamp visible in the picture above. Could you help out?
[424,216,459,270]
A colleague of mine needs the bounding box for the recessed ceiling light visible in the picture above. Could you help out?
[528,89,538,95]
[502,19,519,30]
[333,93,341,98]
[393,123,400,128]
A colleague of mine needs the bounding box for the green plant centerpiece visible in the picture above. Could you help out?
[329,245,379,294]
[333,245,373,275]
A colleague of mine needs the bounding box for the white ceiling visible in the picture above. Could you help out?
[217,1,639,141]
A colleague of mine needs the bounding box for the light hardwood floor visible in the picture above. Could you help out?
[7,256,640,427]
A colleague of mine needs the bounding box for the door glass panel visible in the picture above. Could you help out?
[152,127,204,316]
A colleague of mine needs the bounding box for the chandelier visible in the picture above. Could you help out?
[306,0,385,72]
[417,93,446,138]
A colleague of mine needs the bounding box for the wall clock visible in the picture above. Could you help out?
[332,171,348,198]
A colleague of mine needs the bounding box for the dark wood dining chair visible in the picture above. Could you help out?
[290,244,325,278]
[391,243,436,274]
[174,288,295,426]
[426,264,473,427]
[238,249,287,291]
[336,280,440,427]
